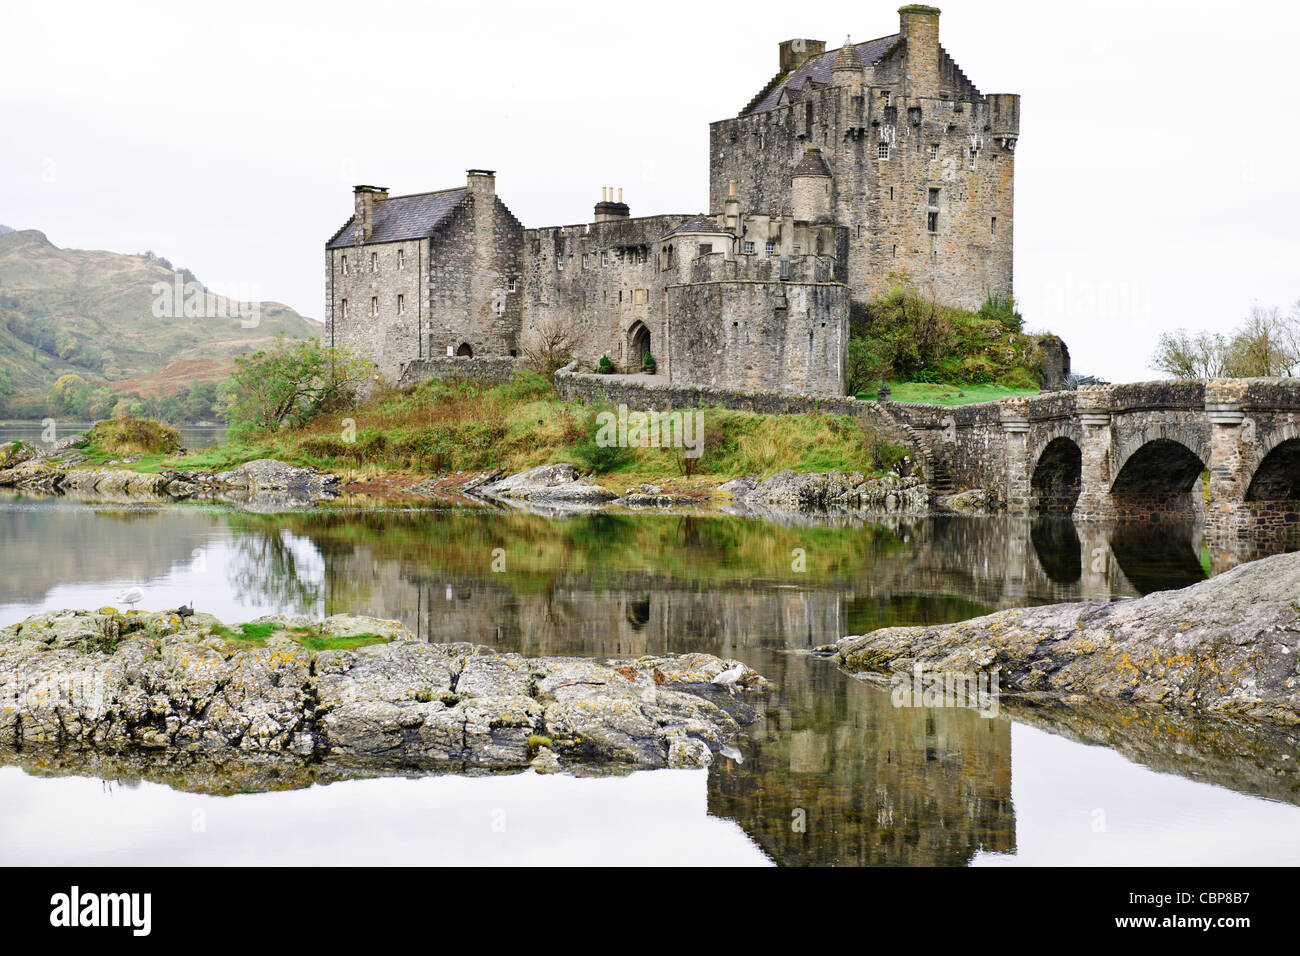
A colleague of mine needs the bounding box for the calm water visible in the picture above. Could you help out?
[0,420,227,451]
[1,493,1298,866]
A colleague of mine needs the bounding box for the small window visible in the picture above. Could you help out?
[601,251,608,266]
[927,211,939,233]
[508,279,517,292]
[370,296,378,317]
[743,240,755,255]
[892,244,897,258]
[990,216,997,235]
[929,143,939,160]
[370,252,378,273]
[397,249,405,270]
[928,188,940,206]
[341,254,349,275]
[340,298,348,318]
[699,243,712,255]
[765,241,775,258]
[877,142,890,160]
[397,294,405,315]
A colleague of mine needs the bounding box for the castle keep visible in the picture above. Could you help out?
[325,6,1018,395]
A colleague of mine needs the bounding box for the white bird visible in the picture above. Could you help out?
[719,743,744,764]
[116,586,144,610]
[710,663,747,695]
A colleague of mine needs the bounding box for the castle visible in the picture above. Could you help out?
[325,6,1019,396]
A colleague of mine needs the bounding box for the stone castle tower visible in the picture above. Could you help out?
[325,6,1017,394]
[710,5,1019,317]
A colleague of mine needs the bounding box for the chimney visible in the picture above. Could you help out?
[467,168,496,200]
[352,185,388,242]
[778,38,826,74]
[898,5,941,100]
[594,185,630,222]
[723,180,740,233]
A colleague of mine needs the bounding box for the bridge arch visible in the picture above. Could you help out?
[1244,428,1300,501]
[1111,437,1206,494]
[1030,435,1082,513]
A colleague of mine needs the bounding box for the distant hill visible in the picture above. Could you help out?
[0,229,321,399]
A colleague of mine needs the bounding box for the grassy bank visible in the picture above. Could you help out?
[91,373,907,485]
[856,381,1041,405]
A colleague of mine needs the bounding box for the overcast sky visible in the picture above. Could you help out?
[2,0,1298,382]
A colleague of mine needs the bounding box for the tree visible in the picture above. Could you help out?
[226,335,374,435]
[520,314,585,377]
[1151,329,1230,379]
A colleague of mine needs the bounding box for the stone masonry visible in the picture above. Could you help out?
[324,6,1016,396]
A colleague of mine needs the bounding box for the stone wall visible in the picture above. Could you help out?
[327,236,428,382]
[397,356,519,388]
[664,281,849,395]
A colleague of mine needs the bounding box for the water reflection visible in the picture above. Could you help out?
[1,494,1297,866]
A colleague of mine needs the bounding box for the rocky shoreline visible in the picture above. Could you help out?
[2,432,952,517]
[0,609,765,774]
[827,549,1300,726]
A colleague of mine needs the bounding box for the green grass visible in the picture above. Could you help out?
[856,381,1040,405]
[206,620,393,651]
[93,372,908,483]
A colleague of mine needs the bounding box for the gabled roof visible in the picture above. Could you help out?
[663,215,731,238]
[742,34,901,116]
[326,187,468,249]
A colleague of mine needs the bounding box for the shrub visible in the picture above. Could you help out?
[84,416,181,455]
[597,355,615,374]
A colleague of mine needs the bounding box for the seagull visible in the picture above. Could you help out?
[719,743,744,764]
[711,662,747,696]
[116,586,144,610]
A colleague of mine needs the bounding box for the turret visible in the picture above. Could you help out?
[791,147,832,223]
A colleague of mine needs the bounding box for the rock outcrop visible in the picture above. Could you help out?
[0,610,764,773]
[728,469,929,514]
[829,550,1300,726]
[475,463,619,506]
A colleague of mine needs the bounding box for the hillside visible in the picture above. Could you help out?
[0,229,321,400]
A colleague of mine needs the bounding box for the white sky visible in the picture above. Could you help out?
[2,0,1297,382]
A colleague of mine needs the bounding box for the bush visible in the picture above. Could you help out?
[84,417,181,456]
[597,355,615,374]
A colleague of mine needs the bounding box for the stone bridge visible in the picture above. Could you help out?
[884,379,1300,544]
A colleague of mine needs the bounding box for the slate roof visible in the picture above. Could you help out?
[743,34,901,116]
[663,215,732,238]
[326,187,468,249]
[792,148,832,177]
[831,38,863,71]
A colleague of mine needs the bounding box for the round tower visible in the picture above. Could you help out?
[791,147,833,222]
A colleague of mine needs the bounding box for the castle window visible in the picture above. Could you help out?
[699,243,712,255]
[743,241,755,255]
[991,216,997,235]
[370,296,378,316]
[892,245,897,258]
[928,188,940,205]
[927,211,939,233]
[370,252,378,273]
[765,241,775,258]
[397,294,405,315]
[508,279,517,292]
[878,142,890,160]
[397,249,405,270]
[341,298,348,318]
[341,255,348,275]
[929,143,939,160]
[601,251,608,267]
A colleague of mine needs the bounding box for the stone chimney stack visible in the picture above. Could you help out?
[467,169,496,200]
[723,180,740,232]
[594,186,630,222]
[352,185,388,243]
[778,38,826,73]
[898,5,941,100]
